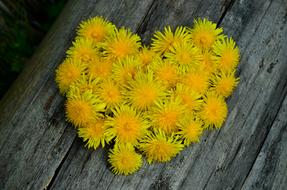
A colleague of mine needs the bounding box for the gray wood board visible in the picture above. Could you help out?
[0,0,286,189]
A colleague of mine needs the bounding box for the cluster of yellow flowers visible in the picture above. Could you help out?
[55,16,240,175]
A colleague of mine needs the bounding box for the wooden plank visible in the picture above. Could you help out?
[241,91,287,190]
[0,0,155,189]
[50,0,287,189]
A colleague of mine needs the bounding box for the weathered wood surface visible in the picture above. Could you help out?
[0,0,286,189]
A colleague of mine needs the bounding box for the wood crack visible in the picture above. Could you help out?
[217,0,236,25]
[239,77,287,189]
[46,137,77,190]
[137,0,157,35]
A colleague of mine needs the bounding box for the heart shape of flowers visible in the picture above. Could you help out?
[55,16,240,175]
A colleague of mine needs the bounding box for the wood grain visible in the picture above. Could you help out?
[0,0,286,189]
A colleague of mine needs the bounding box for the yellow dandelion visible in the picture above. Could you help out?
[108,144,142,175]
[210,71,239,97]
[103,27,141,60]
[183,70,210,94]
[87,57,113,80]
[173,83,202,112]
[149,98,186,135]
[178,116,203,146]
[124,71,166,110]
[112,56,140,85]
[68,75,99,95]
[200,92,228,129]
[165,42,202,72]
[105,105,149,144]
[189,18,224,49]
[213,37,240,72]
[149,58,178,87]
[138,46,157,67]
[65,88,106,127]
[77,16,115,43]
[198,50,217,74]
[139,130,184,163]
[55,58,86,94]
[78,118,111,149]
[67,38,98,64]
[97,79,122,109]
[151,26,191,54]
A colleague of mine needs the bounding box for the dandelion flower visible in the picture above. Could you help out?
[199,50,217,74]
[183,70,210,94]
[78,118,111,149]
[200,92,227,129]
[67,38,98,64]
[165,42,202,72]
[66,88,106,127]
[124,71,166,110]
[173,84,202,112]
[189,18,224,49]
[77,16,115,43]
[149,58,178,87]
[97,79,122,109]
[178,116,203,145]
[213,38,240,72]
[210,71,239,97]
[138,46,157,67]
[112,56,140,85]
[151,26,191,54]
[68,75,100,95]
[108,144,142,175]
[103,27,141,60]
[139,130,184,163]
[105,105,149,144]
[87,57,113,80]
[149,98,186,134]
[55,58,86,94]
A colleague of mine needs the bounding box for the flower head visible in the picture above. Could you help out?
[124,71,166,110]
[77,16,115,43]
[182,70,210,94]
[210,71,239,97]
[151,26,191,54]
[189,18,224,49]
[65,89,106,127]
[149,58,178,87]
[78,118,111,149]
[67,38,99,64]
[87,57,113,80]
[108,144,142,175]
[138,46,157,67]
[112,56,140,85]
[105,105,149,145]
[172,84,203,112]
[213,38,240,72]
[103,27,141,60]
[97,79,122,109]
[199,50,217,74]
[55,58,86,94]
[200,92,227,129]
[178,116,203,145]
[68,75,100,95]
[139,130,184,163]
[165,42,202,72]
[149,98,186,134]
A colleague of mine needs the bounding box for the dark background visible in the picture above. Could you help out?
[0,0,67,99]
